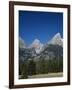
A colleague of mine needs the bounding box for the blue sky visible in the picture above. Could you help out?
[19,11,63,45]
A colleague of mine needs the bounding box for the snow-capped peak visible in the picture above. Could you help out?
[53,33,61,39]
[32,39,40,44]
[48,33,63,46]
[30,39,43,54]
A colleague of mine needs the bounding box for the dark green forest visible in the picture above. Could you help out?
[19,58,63,79]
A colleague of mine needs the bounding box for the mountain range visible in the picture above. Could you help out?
[19,33,63,62]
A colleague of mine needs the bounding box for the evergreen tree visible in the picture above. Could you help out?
[28,60,36,75]
[21,63,28,79]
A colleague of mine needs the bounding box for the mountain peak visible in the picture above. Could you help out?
[48,33,63,47]
[30,39,43,54]
[33,39,40,44]
[53,32,61,39]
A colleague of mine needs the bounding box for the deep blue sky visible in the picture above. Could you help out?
[19,11,63,45]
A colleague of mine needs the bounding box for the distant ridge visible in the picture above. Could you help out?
[19,37,25,48]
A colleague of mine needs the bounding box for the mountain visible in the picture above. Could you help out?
[19,48,36,62]
[19,33,63,62]
[19,37,25,49]
[48,33,63,47]
[29,39,43,54]
[35,44,63,61]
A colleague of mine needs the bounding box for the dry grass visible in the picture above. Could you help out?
[28,72,63,78]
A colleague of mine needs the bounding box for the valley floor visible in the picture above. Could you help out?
[28,72,63,79]
[19,72,63,79]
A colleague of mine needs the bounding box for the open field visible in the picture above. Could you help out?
[28,72,63,79]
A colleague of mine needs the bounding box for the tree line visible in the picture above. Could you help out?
[19,58,63,79]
